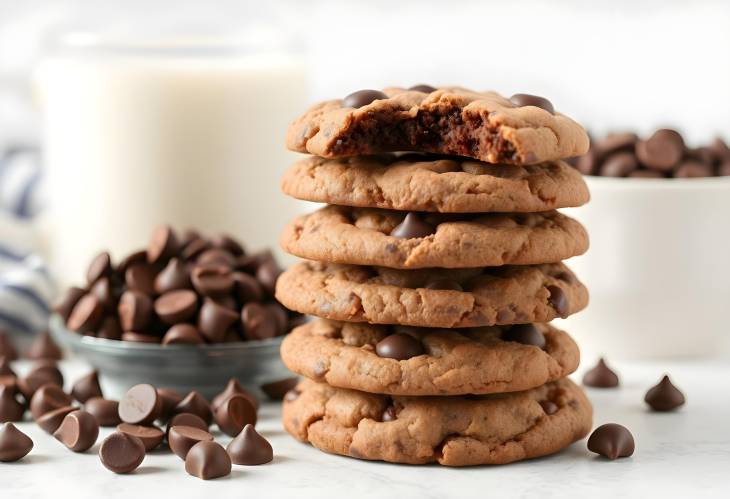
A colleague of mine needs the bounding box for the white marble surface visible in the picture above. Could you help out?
[2,359,729,499]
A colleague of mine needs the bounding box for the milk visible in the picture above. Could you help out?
[35,37,308,287]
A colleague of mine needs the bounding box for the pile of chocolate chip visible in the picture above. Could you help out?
[0,357,279,478]
[54,226,303,344]
[569,129,730,178]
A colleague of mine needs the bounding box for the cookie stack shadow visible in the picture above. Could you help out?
[274,86,594,466]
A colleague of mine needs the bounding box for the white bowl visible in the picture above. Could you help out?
[560,175,730,360]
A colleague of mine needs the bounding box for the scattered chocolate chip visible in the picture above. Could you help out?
[36,405,76,434]
[0,385,24,422]
[260,377,298,401]
[375,334,424,360]
[27,331,63,361]
[118,384,162,425]
[157,388,184,421]
[169,425,214,459]
[53,410,99,452]
[18,363,64,401]
[644,375,685,411]
[166,412,208,437]
[118,290,153,332]
[583,358,620,388]
[84,398,121,426]
[212,378,258,412]
[408,84,436,93]
[342,89,388,109]
[509,93,554,114]
[147,225,178,264]
[635,129,684,171]
[174,391,212,425]
[67,294,104,334]
[587,423,635,460]
[502,324,546,349]
[540,400,559,415]
[116,423,164,451]
[390,212,435,239]
[99,431,145,473]
[154,290,198,325]
[154,258,191,294]
[0,422,33,461]
[241,302,277,340]
[30,384,74,420]
[71,370,103,403]
[185,441,231,480]
[198,298,239,343]
[214,394,257,437]
[227,424,273,465]
[547,285,568,318]
[424,279,463,291]
[53,287,87,322]
[162,324,204,345]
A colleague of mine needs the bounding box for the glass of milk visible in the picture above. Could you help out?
[35,29,308,286]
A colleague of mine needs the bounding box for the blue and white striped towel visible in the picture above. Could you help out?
[0,146,55,338]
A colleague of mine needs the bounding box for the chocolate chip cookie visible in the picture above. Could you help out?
[281,154,589,213]
[286,87,589,165]
[275,261,588,327]
[280,206,588,269]
[282,377,592,466]
[281,320,579,396]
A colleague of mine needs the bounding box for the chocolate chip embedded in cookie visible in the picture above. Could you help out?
[286,87,589,165]
[282,377,592,466]
[279,206,588,269]
[281,320,580,396]
[281,155,590,213]
[275,261,587,328]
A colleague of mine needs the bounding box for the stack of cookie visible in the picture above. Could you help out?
[275,86,593,466]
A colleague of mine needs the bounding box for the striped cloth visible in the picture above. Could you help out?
[0,146,55,337]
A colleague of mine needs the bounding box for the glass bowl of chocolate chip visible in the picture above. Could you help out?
[49,225,304,399]
[560,130,730,361]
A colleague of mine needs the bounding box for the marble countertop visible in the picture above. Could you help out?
[2,359,729,498]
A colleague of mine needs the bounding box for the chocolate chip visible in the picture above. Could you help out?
[198,298,239,343]
[575,150,597,175]
[116,423,164,451]
[36,405,76,434]
[599,151,638,177]
[375,334,424,360]
[154,290,198,325]
[408,84,436,93]
[266,302,289,336]
[256,260,282,296]
[197,248,237,267]
[18,361,64,400]
[502,324,546,349]
[181,238,210,261]
[595,132,638,155]
[211,233,245,256]
[67,294,104,334]
[547,285,569,318]
[30,384,74,420]
[582,358,619,388]
[540,400,559,415]
[166,412,208,437]
[260,377,298,401]
[241,302,277,341]
[381,405,397,422]
[169,425,214,459]
[675,160,713,178]
[0,422,33,461]
[0,356,14,377]
[185,440,231,480]
[118,384,162,425]
[87,251,112,285]
[118,290,153,332]
[233,272,264,303]
[27,331,63,361]
[0,385,24,422]
[154,258,192,294]
[97,316,123,340]
[91,277,117,313]
[644,375,685,411]
[213,394,257,437]
[117,250,147,276]
[84,398,121,427]
[71,370,103,403]
[424,279,463,291]
[628,169,665,179]
[53,287,86,322]
[53,410,99,452]
[0,335,16,363]
[121,332,160,344]
[390,212,435,239]
[509,93,554,114]
[124,262,157,296]
[227,424,273,465]
[587,423,635,460]
[211,378,258,412]
[157,388,184,421]
[635,129,684,171]
[162,324,204,345]
[99,431,146,473]
[342,89,388,109]
[147,225,178,264]
[174,391,212,425]
[191,264,234,296]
